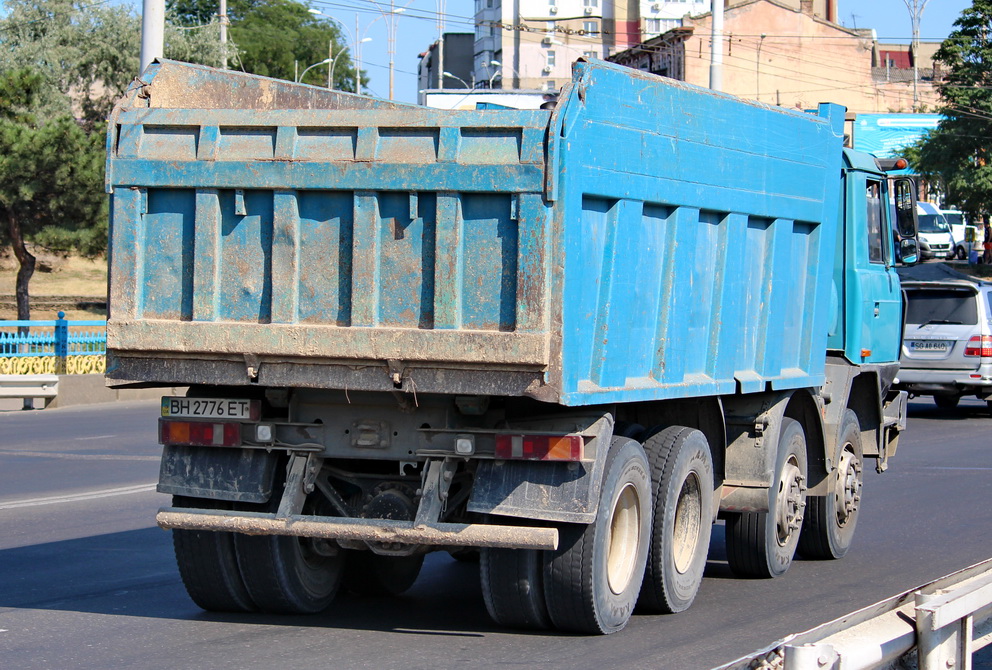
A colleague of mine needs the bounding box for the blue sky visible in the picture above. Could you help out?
[835,0,971,42]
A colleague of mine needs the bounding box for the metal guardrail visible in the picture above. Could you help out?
[0,373,59,407]
[0,313,106,375]
[717,558,992,670]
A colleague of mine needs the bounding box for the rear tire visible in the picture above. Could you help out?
[934,394,960,410]
[234,493,345,614]
[726,418,807,579]
[799,410,863,559]
[480,547,551,630]
[172,495,256,613]
[637,427,714,614]
[543,437,652,634]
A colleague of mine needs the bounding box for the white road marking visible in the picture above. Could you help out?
[76,435,117,441]
[0,451,158,461]
[0,484,158,510]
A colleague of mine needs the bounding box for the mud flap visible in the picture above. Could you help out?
[878,390,908,472]
[465,413,613,524]
[157,444,279,503]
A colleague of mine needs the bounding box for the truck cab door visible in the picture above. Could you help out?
[852,176,902,364]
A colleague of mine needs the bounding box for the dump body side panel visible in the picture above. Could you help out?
[548,61,846,405]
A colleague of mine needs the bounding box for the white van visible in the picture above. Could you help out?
[940,209,974,260]
[917,202,956,260]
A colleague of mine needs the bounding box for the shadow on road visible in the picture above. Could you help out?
[0,527,509,636]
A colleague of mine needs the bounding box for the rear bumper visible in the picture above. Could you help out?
[157,507,560,551]
[894,368,992,396]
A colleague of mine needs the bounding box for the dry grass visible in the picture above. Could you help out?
[0,252,107,321]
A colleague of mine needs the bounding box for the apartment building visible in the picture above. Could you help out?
[608,0,940,113]
[472,0,840,91]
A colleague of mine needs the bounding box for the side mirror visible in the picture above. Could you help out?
[899,238,919,265]
[894,178,918,238]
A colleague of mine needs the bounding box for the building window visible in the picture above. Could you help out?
[547,50,556,67]
[545,80,557,91]
[583,50,598,59]
[645,19,661,33]
[583,20,599,35]
[583,0,598,6]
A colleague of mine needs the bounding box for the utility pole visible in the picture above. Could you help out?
[219,0,228,69]
[436,0,445,89]
[140,0,165,74]
[902,0,932,111]
[709,0,724,91]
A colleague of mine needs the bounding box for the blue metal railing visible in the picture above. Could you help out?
[0,313,107,358]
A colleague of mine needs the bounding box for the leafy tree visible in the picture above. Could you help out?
[167,0,360,90]
[908,0,992,221]
[0,70,106,320]
[0,0,224,306]
[0,0,227,129]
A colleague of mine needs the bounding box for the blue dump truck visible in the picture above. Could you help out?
[105,58,919,634]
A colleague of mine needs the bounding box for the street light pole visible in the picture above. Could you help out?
[902,0,932,110]
[140,0,164,74]
[219,0,228,69]
[443,71,470,88]
[709,0,724,91]
[297,58,331,84]
[368,0,408,100]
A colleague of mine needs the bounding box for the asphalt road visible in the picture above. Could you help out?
[1,398,990,669]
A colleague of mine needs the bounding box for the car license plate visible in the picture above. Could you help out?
[908,340,950,352]
[161,397,258,420]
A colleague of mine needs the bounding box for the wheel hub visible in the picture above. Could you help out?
[607,482,641,595]
[775,458,806,546]
[672,473,702,574]
[834,448,862,527]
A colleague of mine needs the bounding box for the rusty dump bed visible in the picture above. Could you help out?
[106,59,845,406]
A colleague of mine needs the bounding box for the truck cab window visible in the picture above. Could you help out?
[867,180,884,264]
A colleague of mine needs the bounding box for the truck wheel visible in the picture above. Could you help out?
[726,418,807,579]
[543,437,652,634]
[343,552,424,596]
[171,495,256,613]
[480,547,551,630]
[234,494,345,614]
[799,410,862,559]
[637,427,714,614]
[934,394,960,410]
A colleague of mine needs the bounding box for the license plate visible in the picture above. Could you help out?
[161,397,258,420]
[908,340,950,352]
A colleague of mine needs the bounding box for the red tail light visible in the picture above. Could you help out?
[159,420,242,447]
[494,434,583,461]
[964,336,992,357]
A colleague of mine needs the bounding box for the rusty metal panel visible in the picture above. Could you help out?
[549,60,845,405]
[107,61,552,385]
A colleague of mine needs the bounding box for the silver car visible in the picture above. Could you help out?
[895,276,992,410]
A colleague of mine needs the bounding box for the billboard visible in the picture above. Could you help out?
[852,113,941,159]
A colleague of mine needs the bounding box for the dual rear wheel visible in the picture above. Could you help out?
[481,428,716,633]
[172,492,423,615]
